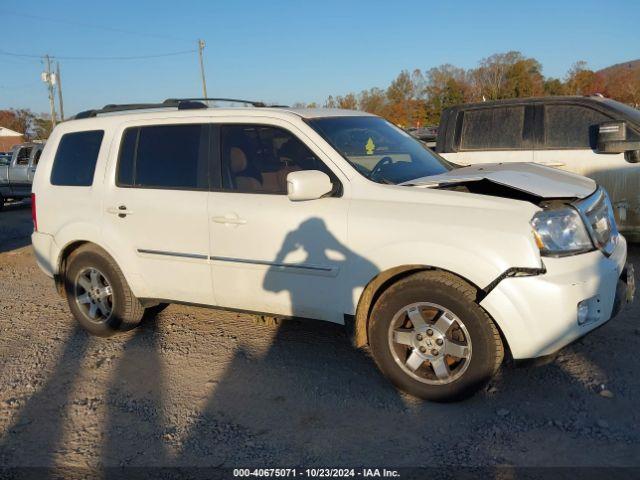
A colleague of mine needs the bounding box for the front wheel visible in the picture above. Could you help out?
[368,270,504,402]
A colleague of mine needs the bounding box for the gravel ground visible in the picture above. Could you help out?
[0,200,639,470]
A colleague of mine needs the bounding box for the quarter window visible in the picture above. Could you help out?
[221,125,333,194]
[460,107,525,150]
[50,131,104,186]
[543,105,611,149]
[117,124,208,190]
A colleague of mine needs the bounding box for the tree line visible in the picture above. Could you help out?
[2,51,638,140]
[295,51,640,127]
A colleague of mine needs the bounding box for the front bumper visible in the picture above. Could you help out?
[480,235,632,359]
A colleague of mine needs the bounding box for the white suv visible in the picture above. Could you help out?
[31,98,635,401]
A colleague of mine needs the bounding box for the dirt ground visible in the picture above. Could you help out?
[0,200,639,470]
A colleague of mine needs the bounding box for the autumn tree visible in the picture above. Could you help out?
[424,64,468,124]
[385,70,425,127]
[605,66,640,106]
[565,61,605,95]
[0,109,35,139]
[358,87,388,116]
[319,53,639,128]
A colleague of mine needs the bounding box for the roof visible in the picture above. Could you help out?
[445,95,611,111]
[0,126,24,137]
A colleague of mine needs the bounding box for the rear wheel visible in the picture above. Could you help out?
[64,244,144,336]
[368,270,503,402]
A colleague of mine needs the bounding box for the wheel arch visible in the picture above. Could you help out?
[53,238,148,299]
[352,264,510,357]
[354,265,484,346]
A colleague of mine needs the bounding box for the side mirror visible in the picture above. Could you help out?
[596,120,640,154]
[287,170,333,201]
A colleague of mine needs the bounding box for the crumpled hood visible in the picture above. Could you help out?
[401,162,597,199]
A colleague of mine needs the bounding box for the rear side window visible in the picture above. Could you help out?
[460,107,525,150]
[544,105,612,149]
[117,124,208,190]
[16,147,33,165]
[50,131,104,186]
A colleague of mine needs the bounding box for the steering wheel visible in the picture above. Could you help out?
[370,156,394,182]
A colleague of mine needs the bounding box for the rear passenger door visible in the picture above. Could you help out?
[440,106,534,166]
[102,121,214,305]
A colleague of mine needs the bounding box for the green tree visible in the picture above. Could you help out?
[544,78,566,95]
[424,64,468,123]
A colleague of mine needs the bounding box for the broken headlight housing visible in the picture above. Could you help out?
[531,207,594,256]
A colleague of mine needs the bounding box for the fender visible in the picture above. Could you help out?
[52,221,151,298]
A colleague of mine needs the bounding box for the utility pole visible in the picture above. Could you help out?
[41,55,57,128]
[56,61,65,121]
[198,39,208,98]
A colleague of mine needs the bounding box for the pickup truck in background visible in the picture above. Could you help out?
[435,95,640,241]
[0,142,44,210]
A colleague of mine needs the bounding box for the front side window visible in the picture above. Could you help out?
[117,124,208,190]
[460,106,525,151]
[221,125,333,194]
[50,131,104,186]
[308,116,450,184]
[544,105,612,149]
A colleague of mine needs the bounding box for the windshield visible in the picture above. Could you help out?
[604,99,640,126]
[308,116,451,184]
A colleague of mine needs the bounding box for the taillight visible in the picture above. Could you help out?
[31,193,37,232]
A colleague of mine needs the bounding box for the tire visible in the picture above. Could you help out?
[368,270,503,402]
[0,193,4,211]
[64,244,145,337]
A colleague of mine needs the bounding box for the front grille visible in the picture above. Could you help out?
[575,187,619,256]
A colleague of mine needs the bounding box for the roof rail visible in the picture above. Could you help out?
[163,98,267,108]
[75,102,179,119]
[74,97,287,119]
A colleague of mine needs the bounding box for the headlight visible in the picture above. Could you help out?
[531,207,594,256]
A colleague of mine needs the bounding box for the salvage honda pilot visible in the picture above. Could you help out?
[31,98,635,401]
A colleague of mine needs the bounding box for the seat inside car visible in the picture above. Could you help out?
[229,146,262,191]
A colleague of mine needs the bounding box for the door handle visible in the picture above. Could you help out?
[211,214,247,225]
[107,205,134,217]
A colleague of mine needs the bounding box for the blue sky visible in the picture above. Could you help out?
[1,0,638,116]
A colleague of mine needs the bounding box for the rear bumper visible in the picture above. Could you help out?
[480,235,631,359]
[31,231,56,278]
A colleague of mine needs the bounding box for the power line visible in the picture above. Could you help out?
[0,49,197,61]
[0,9,193,43]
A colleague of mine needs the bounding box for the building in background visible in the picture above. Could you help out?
[0,127,24,151]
